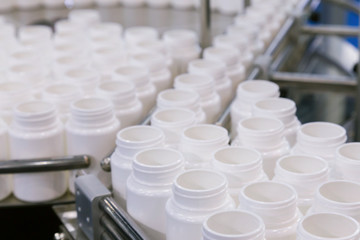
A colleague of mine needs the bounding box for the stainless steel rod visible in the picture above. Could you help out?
[301,25,360,37]
[355,23,360,141]
[270,71,357,92]
[0,155,90,174]
[99,197,149,240]
[100,215,128,240]
[200,0,211,49]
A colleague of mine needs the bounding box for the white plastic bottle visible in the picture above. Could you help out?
[151,108,196,149]
[166,169,235,240]
[163,29,201,76]
[124,26,159,49]
[52,55,91,81]
[309,180,360,223]
[273,154,329,215]
[63,68,101,97]
[252,97,301,147]
[111,126,165,208]
[0,119,11,201]
[188,59,233,110]
[203,46,246,94]
[66,97,120,193]
[212,146,268,206]
[180,124,229,169]
[238,181,301,240]
[202,210,266,240]
[233,117,290,179]
[174,74,221,123]
[113,65,157,118]
[230,80,280,139]
[292,122,347,169]
[9,101,67,202]
[41,83,83,123]
[156,89,206,124]
[126,147,184,240]
[68,9,101,30]
[217,0,244,15]
[96,80,143,128]
[335,143,360,182]
[130,52,172,93]
[297,213,360,240]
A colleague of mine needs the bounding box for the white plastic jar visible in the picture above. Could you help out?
[151,108,196,149]
[203,46,246,94]
[166,169,235,240]
[0,81,34,124]
[113,65,157,118]
[239,181,301,240]
[188,59,233,110]
[66,97,120,193]
[273,154,329,215]
[212,146,268,206]
[111,126,165,208]
[174,74,221,123]
[9,101,66,202]
[202,210,266,240]
[230,80,280,139]
[233,117,290,179]
[156,89,206,124]
[297,213,360,240]
[68,9,101,30]
[335,143,360,181]
[52,55,91,81]
[63,68,101,97]
[0,120,11,201]
[96,80,143,128]
[41,83,83,123]
[292,122,347,169]
[124,26,159,49]
[130,52,172,93]
[126,147,184,240]
[163,29,201,75]
[217,0,244,15]
[309,180,360,223]
[179,124,229,169]
[252,97,301,147]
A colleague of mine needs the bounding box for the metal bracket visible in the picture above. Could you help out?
[75,175,111,240]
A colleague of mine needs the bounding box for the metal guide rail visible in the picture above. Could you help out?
[0,0,359,238]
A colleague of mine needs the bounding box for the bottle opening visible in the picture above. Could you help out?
[338,143,360,161]
[72,98,111,111]
[136,148,182,167]
[243,182,294,203]
[255,98,295,112]
[45,83,77,95]
[153,109,194,123]
[214,147,261,165]
[16,101,53,114]
[278,155,328,175]
[183,124,227,142]
[240,80,279,95]
[159,89,197,103]
[98,80,134,94]
[301,213,359,239]
[118,126,163,143]
[319,181,360,204]
[301,122,345,139]
[176,170,226,192]
[240,117,283,132]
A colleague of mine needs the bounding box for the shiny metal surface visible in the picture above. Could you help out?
[0,155,90,174]
[199,0,211,49]
[302,25,360,37]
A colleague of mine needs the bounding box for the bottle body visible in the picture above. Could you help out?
[0,121,11,201]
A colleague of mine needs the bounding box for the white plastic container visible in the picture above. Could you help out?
[9,101,66,202]
[89,22,123,40]
[297,213,360,240]
[163,29,201,75]
[212,146,268,206]
[124,26,159,49]
[174,74,221,123]
[335,143,360,182]
[41,83,83,123]
[52,55,90,81]
[130,52,172,93]
[179,124,229,169]
[202,210,266,240]
[230,80,280,139]
[309,180,360,223]
[188,59,233,110]
[252,98,301,147]
[292,122,347,169]
[217,0,244,15]
[18,25,52,42]
[126,147,184,240]
[96,80,143,128]
[166,169,235,240]
[66,97,120,193]
[63,68,101,97]
[113,66,157,117]
[203,46,246,93]
[111,126,165,208]
[151,108,196,149]
[233,117,290,179]
[0,81,34,124]
[156,89,206,124]
[273,154,329,215]
[170,0,194,9]
[0,120,11,201]
[68,9,101,30]
[238,181,301,240]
